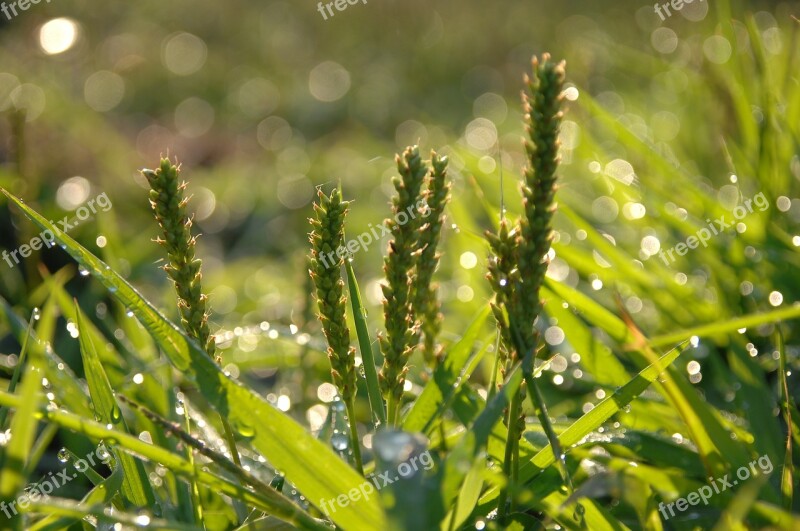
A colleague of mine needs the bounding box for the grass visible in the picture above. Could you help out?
[0,1,799,529]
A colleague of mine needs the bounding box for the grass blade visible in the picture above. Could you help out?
[74,303,156,508]
[2,187,386,530]
[0,389,329,530]
[344,259,386,427]
[775,327,794,511]
[0,339,42,530]
[479,342,688,506]
[403,306,491,434]
[0,311,34,431]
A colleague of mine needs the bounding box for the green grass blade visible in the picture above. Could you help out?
[74,303,156,508]
[437,365,524,524]
[0,389,329,530]
[344,259,386,427]
[21,496,201,531]
[403,306,491,434]
[0,341,42,531]
[27,464,123,531]
[2,187,386,530]
[0,311,34,431]
[649,305,800,348]
[480,342,687,506]
[776,328,794,511]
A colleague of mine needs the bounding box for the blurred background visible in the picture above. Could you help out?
[1,0,799,495]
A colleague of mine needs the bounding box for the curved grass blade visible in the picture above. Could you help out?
[75,303,155,509]
[649,305,800,348]
[22,496,201,531]
[1,188,385,531]
[0,389,329,530]
[27,463,123,531]
[0,344,42,531]
[479,342,688,506]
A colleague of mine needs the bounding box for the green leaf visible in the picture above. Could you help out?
[480,342,687,506]
[0,338,42,531]
[649,304,800,348]
[344,259,386,427]
[403,306,491,434]
[75,303,156,508]
[2,187,386,531]
[21,496,201,531]
[27,463,124,531]
[0,389,328,530]
[437,366,524,524]
[0,310,34,431]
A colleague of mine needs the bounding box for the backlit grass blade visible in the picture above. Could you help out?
[344,259,386,427]
[0,310,34,431]
[75,303,156,508]
[0,389,329,530]
[650,304,800,348]
[2,187,386,530]
[21,496,201,531]
[776,328,794,511]
[27,464,123,531]
[0,297,93,418]
[0,342,42,531]
[403,306,491,434]
[479,342,687,506]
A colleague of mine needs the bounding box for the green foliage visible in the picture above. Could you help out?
[0,2,799,529]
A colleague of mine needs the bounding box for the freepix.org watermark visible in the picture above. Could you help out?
[1,443,112,519]
[658,454,773,520]
[2,192,112,269]
[317,197,431,269]
[658,191,769,265]
[653,0,705,22]
[316,0,367,21]
[1,0,54,21]
[318,450,434,515]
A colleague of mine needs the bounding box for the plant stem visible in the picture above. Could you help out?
[497,384,522,520]
[344,399,364,475]
[386,394,399,427]
[513,323,572,492]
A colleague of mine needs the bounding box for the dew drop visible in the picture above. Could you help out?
[331,433,349,451]
[32,307,41,321]
[57,448,70,463]
[331,398,346,412]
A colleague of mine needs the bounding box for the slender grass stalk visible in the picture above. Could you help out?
[379,146,427,425]
[486,54,568,519]
[776,327,794,510]
[309,189,363,474]
[142,158,243,473]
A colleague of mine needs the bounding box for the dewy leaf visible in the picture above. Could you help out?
[0,338,42,531]
[1,188,386,531]
[0,389,328,531]
[403,306,491,434]
[479,342,687,506]
[75,303,156,508]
